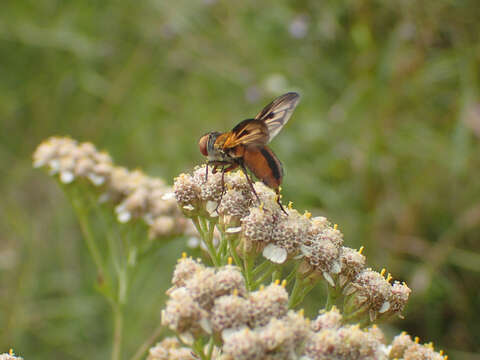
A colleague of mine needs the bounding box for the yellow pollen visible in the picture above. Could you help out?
[288,201,293,209]
[233,288,239,296]
[304,210,312,219]
[228,257,233,265]
[334,224,338,230]
[181,252,187,259]
[440,350,444,356]
[226,183,232,190]
[281,279,287,288]
[9,349,13,356]
[299,309,304,316]
[414,336,420,344]
[274,279,280,285]
[305,318,311,325]
[444,356,448,360]
[401,331,407,336]
[386,273,393,283]
[259,285,265,290]
[259,202,264,211]
[278,186,282,192]
[427,342,433,349]
[372,324,377,329]
[331,305,338,311]
[279,194,283,199]
[358,246,364,254]
[380,268,386,277]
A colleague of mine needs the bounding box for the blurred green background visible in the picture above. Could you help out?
[1,0,480,359]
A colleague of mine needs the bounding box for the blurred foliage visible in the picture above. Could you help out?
[1,0,480,359]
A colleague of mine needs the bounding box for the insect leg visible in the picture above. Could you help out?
[240,163,261,204]
[205,162,209,181]
[275,188,288,215]
[215,163,239,212]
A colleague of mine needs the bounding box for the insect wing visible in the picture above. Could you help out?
[255,92,300,142]
[222,119,269,149]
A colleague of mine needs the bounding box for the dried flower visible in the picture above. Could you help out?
[272,209,309,255]
[348,269,394,321]
[248,283,289,327]
[241,208,276,245]
[33,137,189,239]
[185,267,218,310]
[211,295,250,334]
[213,265,248,298]
[311,307,342,332]
[403,343,445,360]
[222,327,265,360]
[171,255,205,287]
[339,246,366,284]
[161,287,208,334]
[147,337,196,360]
[388,281,411,314]
[0,351,22,360]
[174,173,200,207]
[305,325,386,360]
[389,332,414,359]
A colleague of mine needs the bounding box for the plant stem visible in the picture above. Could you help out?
[253,262,277,288]
[206,337,215,360]
[288,274,303,308]
[69,186,106,283]
[271,265,282,283]
[130,324,165,360]
[112,304,124,360]
[227,235,242,269]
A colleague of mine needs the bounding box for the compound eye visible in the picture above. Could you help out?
[198,134,209,156]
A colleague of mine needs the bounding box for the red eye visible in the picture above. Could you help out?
[198,134,209,156]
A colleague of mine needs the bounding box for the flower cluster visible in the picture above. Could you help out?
[173,166,410,322]
[33,137,192,238]
[147,337,198,360]
[162,255,286,339]
[0,351,22,360]
[153,256,446,360]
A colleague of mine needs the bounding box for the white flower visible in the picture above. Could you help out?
[263,243,288,264]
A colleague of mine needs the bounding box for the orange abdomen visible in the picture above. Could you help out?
[243,146,283,189]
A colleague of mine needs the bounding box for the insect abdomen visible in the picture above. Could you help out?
[243,146,283,189]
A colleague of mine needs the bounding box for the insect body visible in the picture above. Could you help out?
[198,92,300,214]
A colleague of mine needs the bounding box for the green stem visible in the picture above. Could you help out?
[69,187,106,283]
[129,324,165,360]
[192,217,219,267]
[253,262,277,288]
[192,339,207,360]
[271,265,282,283]
[112,304,123,360]
[217,229,229,264]
[227,236,242,269]
[243,251,256,291]
[343,304,369,322]
[252,259,273,276]
[205,221,220,267]
[288,274,303,308]
[206,337,215,360]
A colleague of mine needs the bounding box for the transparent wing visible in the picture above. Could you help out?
[254,92,300,142]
